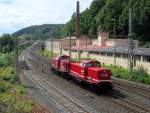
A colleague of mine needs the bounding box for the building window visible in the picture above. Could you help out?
[92,52,95,54]
[115,53,121,58]
[64,49,68,51]
[122,54,128,58]
[94,52,99,55]
[107,52,113,57]
[72,50,76,52]
[135,55,141,61]
[80,51,83,53]
[143,56,150,62]
[100,52,106,56]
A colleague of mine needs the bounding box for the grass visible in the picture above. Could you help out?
[103,65,150,85]
[0,53,14,67]
[0,67,14,78]
[0,73,34,113]
[0,92,33,113]
[40,49,57,58]
[0,51,34,113]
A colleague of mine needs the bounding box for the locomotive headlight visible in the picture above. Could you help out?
[81,70,84,73]
[81,70,84,72]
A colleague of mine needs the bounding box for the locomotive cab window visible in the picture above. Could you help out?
[85,62,93,67]
[80,63,86,67]
[95,61,101,67]
[59,56,69,60]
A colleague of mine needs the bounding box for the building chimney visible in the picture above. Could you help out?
[76,1,80,38]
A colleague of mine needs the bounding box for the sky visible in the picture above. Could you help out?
[0,0,93,35]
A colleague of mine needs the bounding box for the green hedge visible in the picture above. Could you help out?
[103,65,150,85]
[41,49,57,58]
[0,78,33,113]
[0,92,33,113]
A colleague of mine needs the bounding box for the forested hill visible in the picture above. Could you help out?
[12,24,64,40]
[61,0,150,43]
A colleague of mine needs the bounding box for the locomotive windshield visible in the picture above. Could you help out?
[85,62,93,67]
[80,62,86,67]
[95,61,101,67]
[80,61,101,67]
[58,55,70,60]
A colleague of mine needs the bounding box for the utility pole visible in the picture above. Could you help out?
[112,18,116,66]
[14,38,19,81]
[69,35,71,59]
[128,8,134,72]
[85,36,87,52]
[76,1,80,38]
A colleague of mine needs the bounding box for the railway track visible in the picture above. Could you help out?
[20,42,150,113]
[32,104,51,113]
[19,44,53,113]
[19,71,52,113]
[113,79,150,99]
[30,71,91,113]
[21,46,91,113]
[106,90,150,113]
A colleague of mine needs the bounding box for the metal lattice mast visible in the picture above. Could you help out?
[128,8,134,72]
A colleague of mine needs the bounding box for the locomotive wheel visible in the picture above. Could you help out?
[88,84,95,91]
[51,67,54,71]
[100,84,113,92]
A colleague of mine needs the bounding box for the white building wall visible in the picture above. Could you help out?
[106,39,139,48]
[60,50,150,74]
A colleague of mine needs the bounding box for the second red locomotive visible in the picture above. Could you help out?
[51,55,112,90]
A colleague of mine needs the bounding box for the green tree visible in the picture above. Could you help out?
[61,0,150,44]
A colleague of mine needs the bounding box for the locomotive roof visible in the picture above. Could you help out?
[56,55,69,58]
[80,59,96,63]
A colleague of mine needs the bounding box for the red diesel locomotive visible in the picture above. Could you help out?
[51,55,112,90]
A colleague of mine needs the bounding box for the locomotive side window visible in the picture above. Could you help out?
[62,56,70,60]
[95,61,101,67]
[85,62,93,67]
[59,56,69,60]
[80,63,85,67]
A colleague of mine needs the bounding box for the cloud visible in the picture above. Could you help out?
[0,0,93,34]
[0,0,14,5]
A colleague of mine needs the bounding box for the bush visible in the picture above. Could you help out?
[9,75,19,83]
[0,67,14,81]
[0,79,33,113]
[0,44,34,113]
[13,85,27,95]
[129,66,150,84]
[103,65,150,85]
[0,81,12,92]
[41,49,57,58]
[0,52,14,67]
[0,93,33,113]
